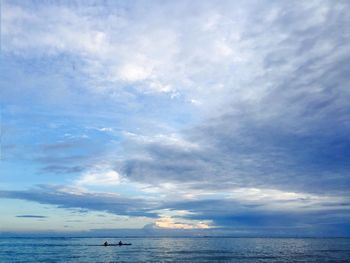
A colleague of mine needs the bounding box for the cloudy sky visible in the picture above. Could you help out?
[1,0,350,236]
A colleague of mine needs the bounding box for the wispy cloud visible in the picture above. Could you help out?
[0,185,158,218]
[16,215,47,219]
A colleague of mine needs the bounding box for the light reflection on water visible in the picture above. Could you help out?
[0,237,349,262]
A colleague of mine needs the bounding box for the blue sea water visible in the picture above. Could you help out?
[0,237,349,262]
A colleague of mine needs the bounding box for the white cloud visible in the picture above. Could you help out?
[190,99,202,106]
[154,217,209,229]
[97,127,113,132]
[226,187,346,211]
[76,168,121,186]
[124,132,200,151]
[118,63,152,82]
[0,1,257,109]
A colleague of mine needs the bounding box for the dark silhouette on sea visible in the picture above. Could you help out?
[103,241,132,246]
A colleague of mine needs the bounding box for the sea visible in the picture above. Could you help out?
[0,237,349,262]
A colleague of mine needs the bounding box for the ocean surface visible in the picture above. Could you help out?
[0,237,349,262]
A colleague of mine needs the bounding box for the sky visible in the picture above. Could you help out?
[1,0,350,237]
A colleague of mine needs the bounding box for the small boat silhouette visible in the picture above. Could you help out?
[103,241,132,246]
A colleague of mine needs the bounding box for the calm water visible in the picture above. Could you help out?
[0,237,349,262]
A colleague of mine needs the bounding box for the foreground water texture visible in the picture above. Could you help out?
[0,237,349,262]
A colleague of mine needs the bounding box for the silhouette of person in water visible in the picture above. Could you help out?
[104,241,108,246]
[118,241,122,246]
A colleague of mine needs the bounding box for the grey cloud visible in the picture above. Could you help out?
[41,142,81,151]
[16,215,47,219]
[41,165,85,174]
[0,185,158,218]
[162,198,350,229]
[120,0,350,195]
[121,112,350,194]
[34,139,107,175]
